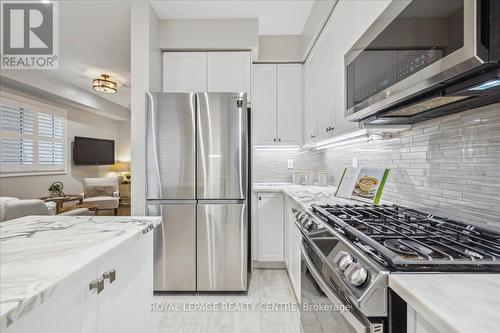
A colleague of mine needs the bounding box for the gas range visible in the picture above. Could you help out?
[310,204,500,272]
[294,203,500,330]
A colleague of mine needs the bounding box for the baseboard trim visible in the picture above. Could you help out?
[252,260,286,269]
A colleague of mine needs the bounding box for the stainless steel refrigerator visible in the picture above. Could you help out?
[145,92,248,292]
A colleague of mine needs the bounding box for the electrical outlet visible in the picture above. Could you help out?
[287,159,294,169]
[352,157,358,168]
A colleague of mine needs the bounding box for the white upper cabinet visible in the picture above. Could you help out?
[303,0,392,143]
[252,64,277,145]
[314,22,336,140]
[207,52,252,100]
[162,52,207,92]
[252,63,303,146]
[304,51,318,144]
[277,64,303,144]
[162,51,251,99]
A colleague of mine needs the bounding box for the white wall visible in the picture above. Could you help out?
[130,1,161,215]
[159,19,258,53]
[256,35,303,62]
[0,102,130,199]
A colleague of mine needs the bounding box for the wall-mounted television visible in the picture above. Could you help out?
[73,136,115,165]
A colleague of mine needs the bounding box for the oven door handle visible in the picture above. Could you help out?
[300,241,371,333]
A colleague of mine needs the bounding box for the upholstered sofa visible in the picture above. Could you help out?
[0,197,89,222]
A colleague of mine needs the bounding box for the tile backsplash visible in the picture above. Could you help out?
[253,103,500,228]
[252,149,325,183]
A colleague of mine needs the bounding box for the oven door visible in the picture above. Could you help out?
[300,240,377,333]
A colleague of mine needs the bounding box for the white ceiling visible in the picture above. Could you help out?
[43,1,131,109]
[151,0,315,35]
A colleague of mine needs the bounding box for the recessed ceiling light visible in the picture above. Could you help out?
[93,74,117,94]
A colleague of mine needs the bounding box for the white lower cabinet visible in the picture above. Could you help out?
[407,305,440,333]
[257,193,284,262]
[7,232,153,333]
[285,197,301,302]
[254,192,301,301]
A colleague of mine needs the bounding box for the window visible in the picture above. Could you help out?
[0,94,67,176]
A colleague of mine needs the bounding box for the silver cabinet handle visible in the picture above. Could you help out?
[103,269,116,284]
[89,278,105,294]
[278,138,281,142]
[273,138,277,142]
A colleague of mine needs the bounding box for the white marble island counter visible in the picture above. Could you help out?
[0,215,161,330]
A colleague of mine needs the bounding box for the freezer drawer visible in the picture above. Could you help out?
[146,93,196,200]
[197,92,248,200]
[147,202,196,291]
[197,202,248,291]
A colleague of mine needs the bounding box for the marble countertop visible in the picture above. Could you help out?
[0,215,161,329]
[253,182,366,209]
[389,274,500,333]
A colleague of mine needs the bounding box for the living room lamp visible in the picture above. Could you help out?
[108,161,130,183]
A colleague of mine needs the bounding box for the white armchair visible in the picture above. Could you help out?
[82,177,120,215]
[0,197,89,222]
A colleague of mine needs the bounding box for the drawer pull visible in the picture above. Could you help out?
[89,278,105,294]
[103,269,117,284]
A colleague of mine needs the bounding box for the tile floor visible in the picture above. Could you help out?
[152,269,301,333]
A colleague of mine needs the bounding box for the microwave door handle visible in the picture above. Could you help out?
[300,241,370,333]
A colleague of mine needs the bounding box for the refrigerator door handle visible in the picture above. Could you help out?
[146,93,163,198]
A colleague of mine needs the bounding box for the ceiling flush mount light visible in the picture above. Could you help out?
[93,74,117,94]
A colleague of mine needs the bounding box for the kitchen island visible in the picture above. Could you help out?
[0,215,161,333]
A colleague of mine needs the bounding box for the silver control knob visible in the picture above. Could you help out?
[347,263,368,287]
[338,254,354,271]
[304,219,314,230]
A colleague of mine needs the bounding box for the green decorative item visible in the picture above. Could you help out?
[123,172,131,183]
[48,181,66,198]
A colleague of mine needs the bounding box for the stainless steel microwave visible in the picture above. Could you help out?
[345,0,500,124]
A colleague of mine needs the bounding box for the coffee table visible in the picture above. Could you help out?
[59,204,99,216]
[39,194,83,214]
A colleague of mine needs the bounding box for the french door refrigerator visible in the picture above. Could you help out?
[145,92,248,292]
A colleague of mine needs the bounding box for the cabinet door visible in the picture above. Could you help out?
[284,198,291,268]
[6,264,98,333]
[284,198,301,302]
[207,52,252,100]
[162,52,207,92]
[257,193,284,262]
[330,2,360,136]
[252,64,277,145]
[277,64,303,145]
[315,24,335,140]
[98,234,151,333]
[304,52,318,143]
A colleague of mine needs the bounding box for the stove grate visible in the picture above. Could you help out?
[311,204,500,271]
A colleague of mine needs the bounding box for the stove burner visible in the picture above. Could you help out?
[383,239,433,257]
